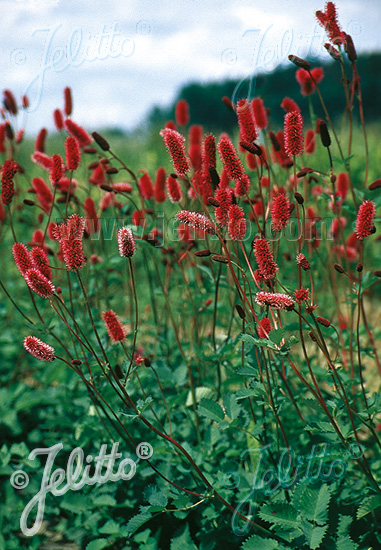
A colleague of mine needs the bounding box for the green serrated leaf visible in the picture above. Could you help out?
[298,485,330,525]
[126,512,152,536]
[85,538,110,550]
[198,398,224,422]
[301,519,328,549]
[170,524,198,550]
[357,494,381,519]
[98,520,120,535]
[241,534,279,549]
[223,393,241,420]
[259,502,299,529]
[144,484,168,508]
[269,328,284,346]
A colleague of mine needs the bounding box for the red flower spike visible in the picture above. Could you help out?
[12,243,33,276]
[236,99,258,143]
[234,174,250,198]
[316,316,331,327]
[1,159,18,205]
[64,119,92,148]
[218,136,246,183]
[89,164,105,186]
[31,177,53,213]
[305,129,316,154]
[214,186,233,227]
[50,154,64,184]
[255,291,295,311]
[65,136,81,170]
[189,125,203,146]
[337,172,348,200]
[355,200,376,240]
[189,143,202,172]
[228,204,246,241]
[84,197,100,234]
[271,193,291,232]
[258,317,272,339]
[139,172,154,200]
[166,176,183,203]
[23,336,55,362]
[281,97,301,113]
[316,2,346,45]
[117,227,137,257]
[31,247,52,280]
[154,167,166,203]
[295,287,310,304]
[252,98,268,130]
[3,90,18,115]
[53,214,86,271]
[53,109,64,131]
[103,310,127,342]
[35,128,47,153]
[64,87,73,116]
[284,112,304,157]
[24,268,55,298]
[253,237,278,280]
[160,128,190,177]
[296,253,311,271]
[31,151,53,172]
[176,210,216,236]
[175,99,190,126]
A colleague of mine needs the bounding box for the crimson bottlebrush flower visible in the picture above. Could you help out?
[1,159,17,205]
[89,164,105,186]
[273,131,293,168]
[31,246,52,280]
[294,287,310,304]
[16,130,24,144]
[234,174,250,198]
[176,210,216,236]
[99,191,114,212]
[64,119,92,147]
[117,227,137,257]
[189,143,202,172]
[35,128,47,153]
[189,124,203,145]
[12,243,33,276]
[53,109,64,131]
[24,268,55,298]
[271,193,291,232]
[160,128,190,177]
[257,317,272,339]
[203,134,216,170]
[253,237,278,280]
[236,99,257,143]
[64,87,73,116]
[175,99,190,126]
[252,98,268,130]
[84,197,100,233]
[103,310,127,342]
[214,186,233,227]
[296,253,311,271]
[316,316,331,327]
[218,136,246,182]
[23,336,55,362]
[295,68,324,96]
[49,154,64,184]
[166,175,183,202]
[305,130,316,154]
[154,167,166,203]
[316,2,346,45]
[65,136,81,170]
[228,204,246,241]
[165,120,177,130]
[0,123,6,154]
[3,90,18,115]
[31,177,53,213]
[55,177,78,193]
[53,214,86,271]
[177,223,193,242]
[31,151,52,172]
[337,172,348,200]
[139,172,154,200]
[281,97,301,113]
[132,209,145,227]
[284,112,304,157]
[112,182,133,193]
[355,200,376,240]
[255,291,295,310]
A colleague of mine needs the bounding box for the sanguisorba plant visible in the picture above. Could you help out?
[2,3,381,548]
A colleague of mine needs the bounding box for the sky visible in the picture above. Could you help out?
[2,0,380,134]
